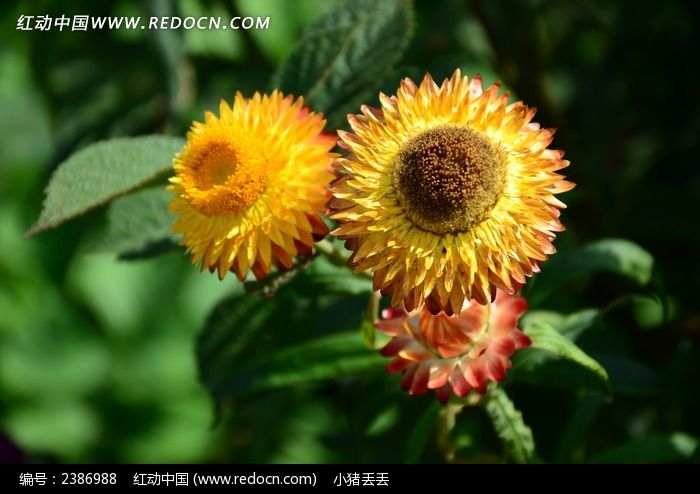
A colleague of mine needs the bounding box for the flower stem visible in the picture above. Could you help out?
[314,239,349,267]
[315,239,373,279]
[361,290,382,349]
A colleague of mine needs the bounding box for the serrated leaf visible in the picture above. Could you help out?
[525,323,610,389]
[90,186,178,258]
[484,386,538,464]
[589,433,698,464]
[525,239,654,305]
[322,64,423,130]
[28,135,184,236]
[272,0,413,122]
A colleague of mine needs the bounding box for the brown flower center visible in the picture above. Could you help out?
[392,125,506,235]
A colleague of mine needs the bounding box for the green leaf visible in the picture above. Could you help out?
[403,402,440,463]
[206,330,384,399]
[554,392,606,463]
[4,403,99,461]
[272,0,414,123]
[525,239,654,305]
[508,355,608,394]
[595,354,659,397]
[244,255,372,297]
[365,404,400,437]
[90,186,179,259]
[198,259,380,401]
[243,257,315,297]
[297,256,373,296]
[525,323,610,389]
[556,309,602,340]
[27,135,184,236]
[589,433,698,464]
[521,308,601,342]
[511,314,612,396]
[484,386,538,464]
[198,293,272,391]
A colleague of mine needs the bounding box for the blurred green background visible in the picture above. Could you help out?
[1,0,699,463]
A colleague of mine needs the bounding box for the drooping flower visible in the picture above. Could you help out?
[376,289,531,402]
[169,91,336,280]
[329,69,574,314]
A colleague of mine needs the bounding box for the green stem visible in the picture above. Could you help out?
[315,239,373,279]
[314,239,349,267]
[361,290,382,349]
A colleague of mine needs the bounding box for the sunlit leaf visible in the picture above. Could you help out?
[27,135,183,236]
[521,308,601,342]
[525,323,610,389]
[525,239,654,305]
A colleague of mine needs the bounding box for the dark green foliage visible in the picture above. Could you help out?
[90,186,179,258]
[197,258,378,401]
[3,0,699,464]
[272,0,414,127]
